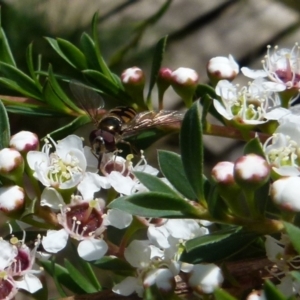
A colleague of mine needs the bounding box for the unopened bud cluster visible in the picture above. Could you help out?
[0,131,38,214]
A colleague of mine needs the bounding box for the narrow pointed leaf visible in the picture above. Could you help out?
[244,137,265,157]
[181,227,258,263]
[0,63,42,100]
[0,100,10,149]
[57,38,87,70]
[44,115,91,141]
[284,222,300,254]
[146,36,168,101]
[92,256,134,275]
[46,65,83,114]
[91,13,116,83]
[214,288,237,300]
[158,150,197,200]
[108,192,201,218]
[64,259,98,293]
[134,171,180,197]
[26,43,42,90]
[180,101,204,202]
[83,69,131,104]
[80,33,101,71]
[40,260,85,295]
[77,258,101,291]
[0,24,16,66]
[264,280,286,300]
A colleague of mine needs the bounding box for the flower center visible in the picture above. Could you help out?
[47,152,82,185]
[265,134,300,168]
[65,202,103,239]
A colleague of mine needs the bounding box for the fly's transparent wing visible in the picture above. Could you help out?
[121,110,184,138]
[69,80,105,124]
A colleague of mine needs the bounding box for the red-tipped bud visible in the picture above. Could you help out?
[10,131,39,153]
[121,67,145,105]
[207,55,239,85]
[211,161,235,186]
[271,177,300,212]
[0,185,25,213]
[121,67,145,86]
[0,148,24,183]
[171,67,199,107]
[157,67,172,109]
[234,154,270,190]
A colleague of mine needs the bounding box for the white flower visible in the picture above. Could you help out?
[184,263,224,294]
[148,219,208,254]
[27,135,106,190]
[242,44,300,91]
[100,152,159,195]
[113,239,179,297]
[263,119,300,176]
[214,78,282,125]
[10,131,39,152]
[41,189,131,261]
[265,234,300,297]
[207,55,239,81]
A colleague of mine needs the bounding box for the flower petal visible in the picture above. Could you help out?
[77,238,108,261]
[42,229,68,253]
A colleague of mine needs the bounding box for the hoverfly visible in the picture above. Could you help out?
[69,81,184,164]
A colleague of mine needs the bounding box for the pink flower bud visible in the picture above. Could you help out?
[207,55,239,83]
[10,131,39,153]
[171,67,199,87]
[121,67,145,86]
[211,161,235,186]
[157,68,172,87]
[171,68,199,107]
[0,148,24,175]
[0,185,25,213]
[271,177,300,212]
[234,154,270,189]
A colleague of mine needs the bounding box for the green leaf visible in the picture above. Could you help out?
[0,63,43,100]
[284,222,300,254]
[45,115,91,141]
[77,257,101,291]
[214,288,237,300]
[80,33,101,71]
[158,150,197,200]
[180,100,204,202]
[57,38,87,70]
[45,65,83,114]
[0,100,10,149]
[26,43,42,90]
[197,84,225,124]
[91,13,116,84]
[108,192,201,218]
[264,280,286,300]
[40,260,85,295]
[64,259,99,293]
[180,227,259,263]
[0,14,16,66]
[290,270,300,282]
[4,103,67,117]
[83,69,131,105]
[244,137,266,157]
[134,171,180,197]
[92,256,134,275]
[146,36,168,102]
[206,184,229,220]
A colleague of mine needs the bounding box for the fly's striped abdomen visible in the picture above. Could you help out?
[108,106,136,124]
